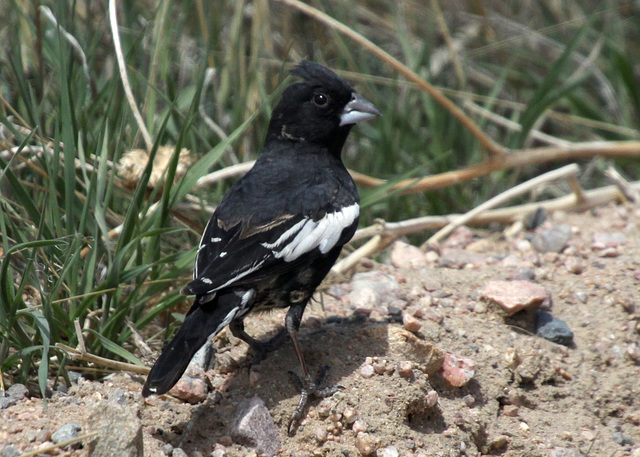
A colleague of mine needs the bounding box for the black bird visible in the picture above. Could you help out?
[142,61,380,431]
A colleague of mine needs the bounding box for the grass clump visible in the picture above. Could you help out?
[1,0,639,392]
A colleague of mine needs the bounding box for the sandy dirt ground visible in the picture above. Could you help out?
[1,203,639,457]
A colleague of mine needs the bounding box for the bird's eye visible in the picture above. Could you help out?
[313,93,330,107]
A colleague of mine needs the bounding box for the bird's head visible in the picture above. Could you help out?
[266,61,380,153]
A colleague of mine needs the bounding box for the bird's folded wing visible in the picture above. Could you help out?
[183,203,359,297]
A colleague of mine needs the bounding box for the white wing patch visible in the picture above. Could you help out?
[262,203,359,262]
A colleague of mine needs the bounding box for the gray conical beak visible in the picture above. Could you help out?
[339,93,381,126]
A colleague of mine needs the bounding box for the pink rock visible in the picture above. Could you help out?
[441,352,475,387]
[442,226,475,249]
[402,313,422,333]
[360,364,375,379]
[390,241,427,269]
[169,377,208,404]
[480,280,548,316]
[592,232,626,248]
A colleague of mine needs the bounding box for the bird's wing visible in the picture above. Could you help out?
[183,202,359,297]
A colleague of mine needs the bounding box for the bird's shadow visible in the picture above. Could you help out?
[163,312,391,451]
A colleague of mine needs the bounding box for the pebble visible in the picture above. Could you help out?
[349,272,399,309]
[352,419,368,434]
[229,397,280,457]
[549,447,582,457]
[462,394,475,407]
[502,405,519,417]
[531,225,572,253]
[574,291,588,303]
[316,399,333,419]
[626,343,640,362]
[402,313,422,333]
[211,445,227,457]
[355,432,378,455]
[360,364,375,378]
[397,361,413,378]
[88,401,143,457]
[390,241,427,269]
[564,257,585,274]
[535,311,574,346]
[597,247,619,258]
[343,407,358,424]
[169,377,208,404]
[441,352,476,387]
[480,280,548,316]
[592,232,626,248]
[440,248,488,269]
[6,384,28,401]
[0,398,16,410]
[426,390,439,408]
[314,427,328,443]
[1,446,20,457]
[488,435,509,450]
[172,448,188,457]
[376,446,399,457]
[163,443,174,455]
[612,431,634,446]
[52,423,82,445]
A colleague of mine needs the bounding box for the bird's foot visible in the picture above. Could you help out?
[287,366,343,435]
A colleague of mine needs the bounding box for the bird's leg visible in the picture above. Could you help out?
[285,303,341,435]
[229,319,288,366]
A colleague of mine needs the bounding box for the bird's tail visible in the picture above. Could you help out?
[142,292,240,397]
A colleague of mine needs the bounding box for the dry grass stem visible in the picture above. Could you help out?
[55,343,149,375]
[462,100,571,147]
[17,433,99,457]
[428,164,580,243]
[277,0,504,155]
[350,141,640,194]
[605,165,640,203]
[196,161,255,187]
[108,0,153,151]
[352,179,638,244]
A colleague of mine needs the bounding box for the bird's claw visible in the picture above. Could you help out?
[287,366,343,435]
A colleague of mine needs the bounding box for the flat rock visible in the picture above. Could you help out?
[390,240,426,269]
[480,280,548,316]
[229,397,280,457]
[535,311,574,347]
[531,225,572,253]
[88,402,143,457]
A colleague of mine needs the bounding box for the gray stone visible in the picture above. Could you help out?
[549,447,581,457]
[172,448,188,457]
[6,384,28,401]
[531,225,572,253]
[535,311,574,346]
[1,445,20,457]
[612,432,634,446]
[88,402,143,457]
[229,397,280,457]
[52,423,82,445]
[0,397,16,410]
